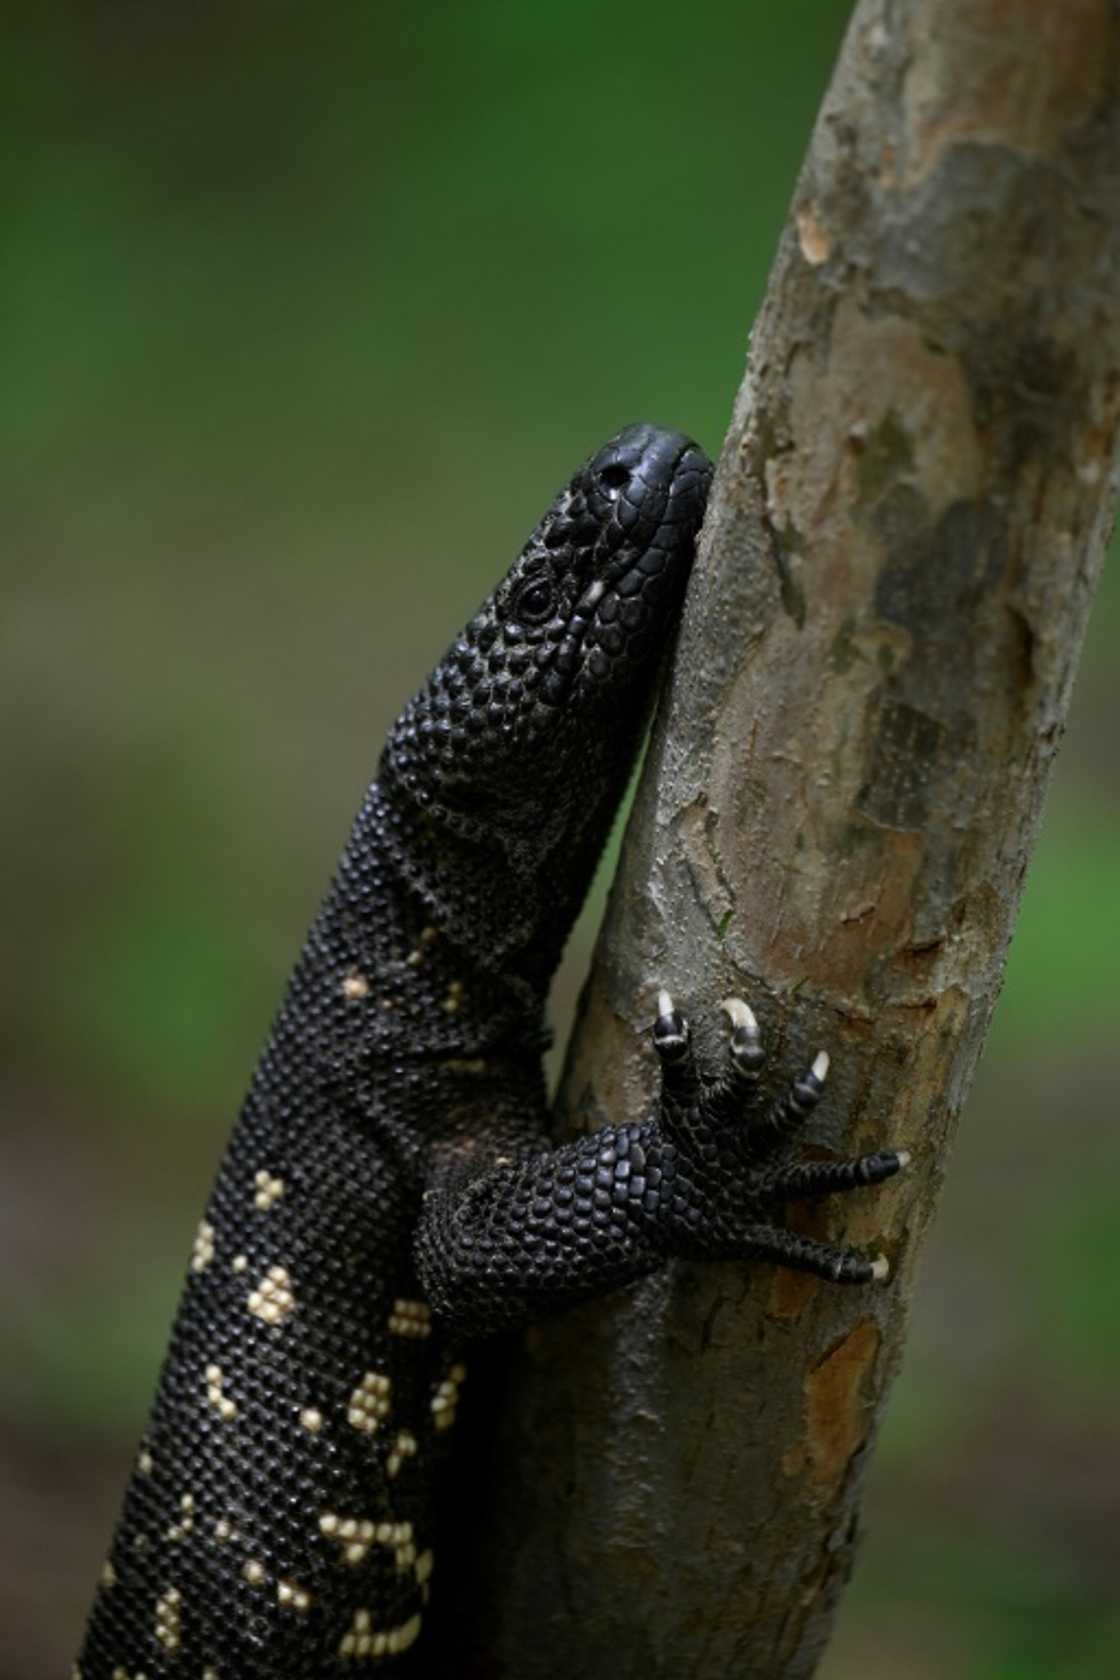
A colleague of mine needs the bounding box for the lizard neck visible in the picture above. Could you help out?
[307,774,586,1061]
[368,763,611,994]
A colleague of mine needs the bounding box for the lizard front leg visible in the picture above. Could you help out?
[414,992,909,1337]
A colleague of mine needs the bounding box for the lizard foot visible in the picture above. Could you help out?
[650,990,909,1284]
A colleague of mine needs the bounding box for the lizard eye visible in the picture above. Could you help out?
[514,578,555,622]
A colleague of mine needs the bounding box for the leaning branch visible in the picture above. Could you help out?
[442,2,1120,1674]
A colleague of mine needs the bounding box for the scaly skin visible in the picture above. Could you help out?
[77,424,907,1678]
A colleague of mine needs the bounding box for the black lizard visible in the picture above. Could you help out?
[76,423,909,1677]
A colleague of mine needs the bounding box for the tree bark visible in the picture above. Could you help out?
[442,2,1120,1675]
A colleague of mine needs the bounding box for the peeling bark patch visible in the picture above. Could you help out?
[786,1320,881,1497]
[796,202,832,266]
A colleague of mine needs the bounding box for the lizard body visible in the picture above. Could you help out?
[77,424,906,1677]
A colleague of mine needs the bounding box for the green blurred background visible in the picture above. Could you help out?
[2,4,1116,1676]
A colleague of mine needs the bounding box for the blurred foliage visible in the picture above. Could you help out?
[1,4,1115,1677]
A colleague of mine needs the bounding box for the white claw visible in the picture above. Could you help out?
[895,1149,912,1169]
[811,1050,830,1084]
[870,1254,891,1282]
[657,989,675,1021]
[719,997,758,1035]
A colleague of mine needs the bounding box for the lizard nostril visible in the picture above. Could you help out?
[598,463,630,490]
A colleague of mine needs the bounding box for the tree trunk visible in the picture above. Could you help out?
[440,2,1120,1674]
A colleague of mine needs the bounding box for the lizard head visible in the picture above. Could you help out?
[480,421,713,716]
[384,422,710,915]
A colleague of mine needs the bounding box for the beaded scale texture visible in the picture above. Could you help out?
[77,425,907,1677]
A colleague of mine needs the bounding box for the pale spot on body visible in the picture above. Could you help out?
[137,1447,152,1476]
[99,1560,116,1589]
[405,925,438,967]
[205,1363,237,1420]
[338,1607,422,1660]
[342,970,370,1000]
[154,1587,182,1652]
[248,1265,296,1325]
[277,1577,313,1612]
[431,1363,467,1431]
[231,1253,248,1274]
[166,1492,196,1542]
[441,1056,488,1075]
[387,1298,431,1339]
[347,1370,391,1434]
[190,1221,215,1273]
[441,980,465,1014]
[299,1407,323,1433]
[319,1512,414,1570]
[387,1429,417,1478]
[320,1512,374,1567]
[243,1559,266,1586]
[253,1169,284,1211]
